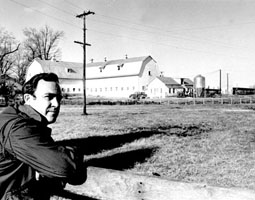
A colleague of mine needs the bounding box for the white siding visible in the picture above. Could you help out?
[60,79,83,94]
[86,76,139,98]
[147,78,167,98]
[25,61,44,81]
[139,60,160,91]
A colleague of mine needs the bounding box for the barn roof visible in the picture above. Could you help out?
[182,78,193,85]
[157,76,183,88]
[158,76,180,85]
[34,55,154,80]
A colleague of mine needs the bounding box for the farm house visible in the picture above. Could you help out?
[147,76,184,98]
[26,55,161,98]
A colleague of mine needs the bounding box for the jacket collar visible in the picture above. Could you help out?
[18,104,48,125]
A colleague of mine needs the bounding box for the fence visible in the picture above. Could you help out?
[157,97,255,105]
[62,97,255,106]
[64,166,255,200]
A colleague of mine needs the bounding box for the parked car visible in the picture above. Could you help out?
[129,92,147,100]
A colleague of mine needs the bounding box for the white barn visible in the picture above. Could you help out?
[26,55,160,98]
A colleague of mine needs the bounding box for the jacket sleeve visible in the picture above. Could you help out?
[5,118,81,182]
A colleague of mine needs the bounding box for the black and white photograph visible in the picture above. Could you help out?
[1,0,255,199]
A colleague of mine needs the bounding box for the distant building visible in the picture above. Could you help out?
[26,55,160,98]
[147,76,184,98]
[174,78,194,97]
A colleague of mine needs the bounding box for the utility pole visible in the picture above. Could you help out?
[75,10,95,115]
[227,73,229,95]
[219,69,222,96]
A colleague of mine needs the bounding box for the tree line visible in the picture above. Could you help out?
[0,25,63,103]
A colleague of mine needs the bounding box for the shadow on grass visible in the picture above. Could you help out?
[56,130,161,155]
[87,147,157,170]
[56,132,158,170]
[56,123,208,156]
[55,135,158,199]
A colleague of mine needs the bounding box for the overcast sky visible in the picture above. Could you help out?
[2,0,255,91]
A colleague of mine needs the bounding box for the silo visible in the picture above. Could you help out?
[194,75,205,97]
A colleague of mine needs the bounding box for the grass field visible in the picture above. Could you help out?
[48,103,255,191]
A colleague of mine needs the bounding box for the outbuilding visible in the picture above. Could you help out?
[147,76,183,98]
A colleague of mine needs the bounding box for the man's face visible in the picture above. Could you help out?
[25,80,62,124]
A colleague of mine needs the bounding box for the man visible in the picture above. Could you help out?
[0,73,85,199]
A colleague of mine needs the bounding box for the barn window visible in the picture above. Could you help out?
[148,71,151,76]
[117,63,124,70]
[73,88,75,92]
[66,68,75,73]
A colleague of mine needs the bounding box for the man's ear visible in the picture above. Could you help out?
[23,94,33,104]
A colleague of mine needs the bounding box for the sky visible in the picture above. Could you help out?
[1,0,255,92]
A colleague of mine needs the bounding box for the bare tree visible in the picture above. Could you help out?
[13,45,29,85]
[0,27,20,76]
[23,25,64,61]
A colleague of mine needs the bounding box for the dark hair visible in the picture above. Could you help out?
[22,73,59,95]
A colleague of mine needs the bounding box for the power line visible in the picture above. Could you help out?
[7,0,255,60]
[24,0,254,52]
[34,0,74,16]
[8,0,81,30]
[64,0,255,33]
[62,0,254,51]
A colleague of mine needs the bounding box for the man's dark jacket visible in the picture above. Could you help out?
[0,105,85,199]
